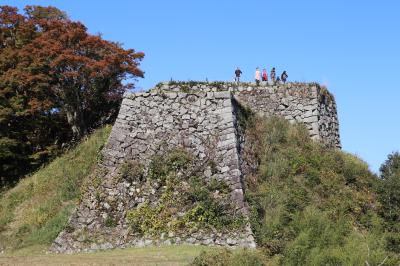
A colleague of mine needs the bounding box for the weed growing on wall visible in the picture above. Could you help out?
[126,148,245,237]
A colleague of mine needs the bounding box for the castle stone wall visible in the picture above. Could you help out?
[102,90,250,214]
[51,90,256,253]
[154,82,341,148]
[52,81,341,253]
[234,85,340,148]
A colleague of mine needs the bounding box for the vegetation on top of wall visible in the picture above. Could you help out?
[0,126,111,251]
[191,116,399,265]
[154,80,336,102]
[319,84,336,104]
[155,80,230,90]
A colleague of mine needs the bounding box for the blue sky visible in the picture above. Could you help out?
[4,0,400,173]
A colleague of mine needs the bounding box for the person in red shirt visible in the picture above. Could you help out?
[262,69,268,82]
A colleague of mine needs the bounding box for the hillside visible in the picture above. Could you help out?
[192,117,400,265]
[0,126,111,251]
[1,117,399,265]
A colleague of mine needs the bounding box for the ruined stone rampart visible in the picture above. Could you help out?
[52,82,340,253]
[154,82,340,148]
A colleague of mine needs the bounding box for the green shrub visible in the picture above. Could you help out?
[120,160,144,182]
[147,154,169,181]
[385,233,400,253]
[180,85,190,93]
[147,148,192,182]
[166,148,192,171]
[104,216,117,228]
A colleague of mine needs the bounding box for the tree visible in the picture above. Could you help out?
[378,152,400,224]
[0,5,144,185]
[19,5,144,139]
[378,152,400,252]
[0,5,53,185]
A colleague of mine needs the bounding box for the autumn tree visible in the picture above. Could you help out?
[24,5,144,138]
[0,5,144,185]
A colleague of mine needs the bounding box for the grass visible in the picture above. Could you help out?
[244,117,400,265]
[193,116,400,265]
[190,249,268,266]
[0,245,212,266]
[0,126,111,251]
[1,115,399,265]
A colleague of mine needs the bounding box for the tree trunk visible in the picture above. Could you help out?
[65,104,87,140]
[63,85,87,140]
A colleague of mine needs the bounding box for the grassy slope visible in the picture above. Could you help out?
[191,117,400,265]
[0,126,111,251]
[1,117,399,265]
[242,117,394,265]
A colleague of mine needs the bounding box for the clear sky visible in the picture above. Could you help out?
[4,0,400,173]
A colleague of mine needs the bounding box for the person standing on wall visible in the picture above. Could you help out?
[281,71,288,84]
[262,69,268,83]
[235,67,242,83]
[270,67,276,84]
[255,67,261,85]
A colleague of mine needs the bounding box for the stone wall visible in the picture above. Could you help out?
[154,82,341,148]
[52,81,341,253]
[51,90,256,253]
[234,85,340,148]
[102,90,250,215]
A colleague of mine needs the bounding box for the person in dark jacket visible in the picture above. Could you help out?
[235,67,242,83]
[281,71,288,84]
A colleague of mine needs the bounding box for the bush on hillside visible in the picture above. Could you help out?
[191,116,399,265]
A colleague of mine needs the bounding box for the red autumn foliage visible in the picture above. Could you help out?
[0,5,144,185]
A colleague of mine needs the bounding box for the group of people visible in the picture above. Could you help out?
[235,67,288,85]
